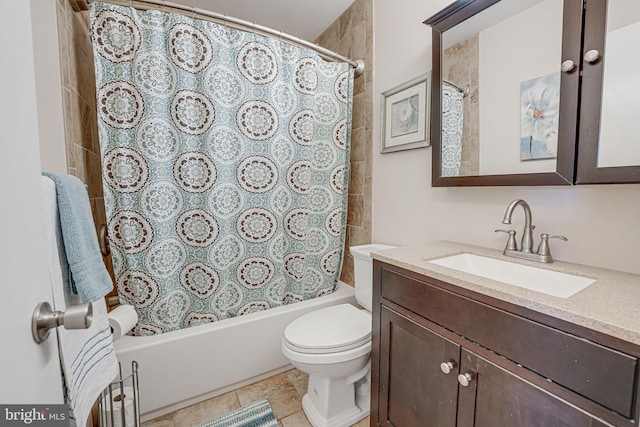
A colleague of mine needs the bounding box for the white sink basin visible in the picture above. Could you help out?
[427,253,595,298]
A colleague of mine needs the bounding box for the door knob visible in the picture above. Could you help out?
[440,361,455,374]
[32,301,93,344]
[457,372,474,387]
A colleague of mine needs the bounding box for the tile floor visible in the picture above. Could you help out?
[140,368,370,427]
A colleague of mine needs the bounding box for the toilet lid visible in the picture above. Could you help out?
[283,304,371,354]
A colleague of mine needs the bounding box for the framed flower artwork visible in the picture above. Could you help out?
[380,73,430,153]
[520,72,560,161]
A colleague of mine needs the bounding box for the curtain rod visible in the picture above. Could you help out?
[443,79,470,98]
[75,0,365,76]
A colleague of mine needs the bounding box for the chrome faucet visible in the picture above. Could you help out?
[502,199,534,253]
[495,199,567,263]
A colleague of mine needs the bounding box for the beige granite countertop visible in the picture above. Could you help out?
[372,241,640,346]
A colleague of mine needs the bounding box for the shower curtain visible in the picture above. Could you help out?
[441,83,464,177]
[90,2,353,335]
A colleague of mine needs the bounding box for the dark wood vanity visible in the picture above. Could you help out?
[370,259,640,426]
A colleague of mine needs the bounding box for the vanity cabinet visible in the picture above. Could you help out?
[371,260,640,426]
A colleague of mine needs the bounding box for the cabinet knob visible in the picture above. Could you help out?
[457,373,473,387]
[561,60,576,73]
[440,361,455,375]
[584,49,601,64]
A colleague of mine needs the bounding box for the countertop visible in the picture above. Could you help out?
[372,241,640,346]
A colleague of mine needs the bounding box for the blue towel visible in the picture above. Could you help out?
[42,172,113,302]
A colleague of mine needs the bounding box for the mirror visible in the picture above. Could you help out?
[576,0,640,183]
[425,0,581,186]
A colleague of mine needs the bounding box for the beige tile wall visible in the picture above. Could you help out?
[57,0,116,285]
[443,34,480,176]
[316,0,373,286]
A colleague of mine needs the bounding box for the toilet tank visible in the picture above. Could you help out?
[349,244,396,311]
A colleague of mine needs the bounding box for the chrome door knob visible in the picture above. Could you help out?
[457,373,473,387]
[32,301,93,344]
[440,361,455,374]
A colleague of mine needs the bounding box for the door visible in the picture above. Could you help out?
[456,348,608,427]
[378,306,460,427]
[0,0,64,404]
[576,0,640,183]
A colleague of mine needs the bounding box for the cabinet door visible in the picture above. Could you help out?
[457,348,609,427]
[576,0,640,183]
[378,306,460,427]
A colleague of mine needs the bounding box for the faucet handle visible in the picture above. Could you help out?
[537,233,568,257]
[495,229,518,251]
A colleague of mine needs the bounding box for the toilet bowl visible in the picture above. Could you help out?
[281,244,395,427]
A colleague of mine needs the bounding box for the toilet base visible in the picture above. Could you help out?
[301,375,370,427]
[302,391,369,427]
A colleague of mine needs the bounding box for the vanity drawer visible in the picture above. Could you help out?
[379,265,639,418]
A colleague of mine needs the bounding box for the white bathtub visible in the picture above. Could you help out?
[114,281,356,421]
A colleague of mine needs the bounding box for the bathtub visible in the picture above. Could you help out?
[113,281,356,421]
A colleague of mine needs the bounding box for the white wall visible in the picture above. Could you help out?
[478,0,561,175]
[598,21,640,167]
[372,0,640,275]
[31,0,67,174]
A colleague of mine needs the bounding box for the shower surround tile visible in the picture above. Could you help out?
[351,127,365,162]
[349,161,365,195]
[316,0,373,287]
[352,93,366,129]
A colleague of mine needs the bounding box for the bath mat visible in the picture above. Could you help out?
[195,398,278,427]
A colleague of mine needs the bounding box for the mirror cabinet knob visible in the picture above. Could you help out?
[561,59,576,73]
[584,49,601,64]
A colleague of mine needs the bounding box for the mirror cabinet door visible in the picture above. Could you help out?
[425,0,583,187]
[576,0,640,184]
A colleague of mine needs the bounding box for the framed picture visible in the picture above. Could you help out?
[380,73,431,153]
[520,72,560,161]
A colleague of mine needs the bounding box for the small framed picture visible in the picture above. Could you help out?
[520,72,560,161]
[380,73,431,153]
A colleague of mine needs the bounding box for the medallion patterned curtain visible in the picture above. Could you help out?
[441,83,464,177]
[90,2,353,335]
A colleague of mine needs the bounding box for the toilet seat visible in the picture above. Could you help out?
[283,304,371,355]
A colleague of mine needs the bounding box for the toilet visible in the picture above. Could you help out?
[281,244,395,427]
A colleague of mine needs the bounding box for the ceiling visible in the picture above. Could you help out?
[185,0,355,41]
